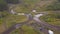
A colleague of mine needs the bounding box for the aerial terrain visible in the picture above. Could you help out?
[0,0,60,34]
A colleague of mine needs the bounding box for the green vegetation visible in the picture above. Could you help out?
[5,14,27,28]
[40,12,60,26]
[0,0,8,11]
[21,25,40,34]
[0,0,60,34]
[14,5,31,13]
[40,11,60,34]
[0,11,9,24]
[10,29,20,34]
[14,0,40,13]
[45,0,60,11]
[10,25,41,34]
[0,11,27,27]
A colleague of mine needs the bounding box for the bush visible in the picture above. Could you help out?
[45,1,60,11]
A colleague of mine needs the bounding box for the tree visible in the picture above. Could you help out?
[45,1,60,11]
[0,0,8,11]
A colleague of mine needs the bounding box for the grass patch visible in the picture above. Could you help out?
[5,14,27,28]
[40,11,60,34]
[10,25,41,34]
[0,12,27,28]
[13,0,41,13]
[0,18,3,24]
[0,11,9,24]
[40,12,60,26]
[10,29,20,34]
[21,25,41,34]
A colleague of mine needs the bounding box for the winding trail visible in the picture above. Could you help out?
[32,14,49,34]
[1,14,33,34]
[27,22,49,34]
[1,13,60,34]
[33,14,60,34]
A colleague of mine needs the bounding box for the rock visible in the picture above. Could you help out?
[48,30,54,34]
[32,10,36,12]
[11,9,16,14]
[17,13,25,15]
